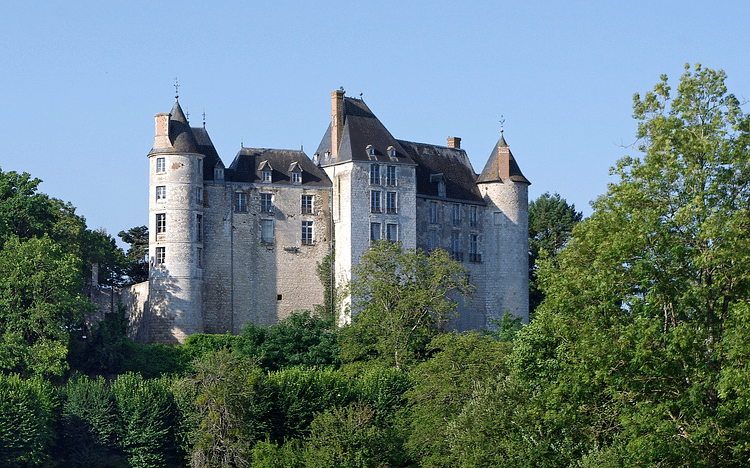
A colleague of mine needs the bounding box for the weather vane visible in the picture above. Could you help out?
[499,115,505,135]
[174,78,179,100]
[202,108,206,127]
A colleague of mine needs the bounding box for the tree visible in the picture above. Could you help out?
[0,169,58,248]
[528,192,582,318]
[118,225,149,284]
[340,241,473,370]
[526,64,750,466]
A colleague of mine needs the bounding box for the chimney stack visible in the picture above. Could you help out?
[331,90,345,161]
[447,136,461,149]
[154,112,171,149]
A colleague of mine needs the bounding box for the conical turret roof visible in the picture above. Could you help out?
[476,133,530,185]
[168,99,199,153]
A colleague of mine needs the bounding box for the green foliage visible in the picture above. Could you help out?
[0,235,90,377]
[405,332,511,467]
[112,372,182,468]
[236,310,339,371]
[0,169,58,247]
[520,64,750,466]
[341,241,473,370]
[119,340,192,378]
[482,312,523,342]
[57,374,124,467]
[250,438,304,468]
[118,225,149,284]
[302,401,405,468]
[0,374,57,467]
[182,332,239,361]
[528,192,582,318]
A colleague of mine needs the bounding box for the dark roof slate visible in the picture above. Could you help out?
[476,135,530,185]
[227,148,331,187]
[398,140,484,203]
[168,101,200,154]
[192,127,222,181]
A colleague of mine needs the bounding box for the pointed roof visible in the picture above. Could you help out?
[476,134,530,185]
[315,97,414,166]
[227,148,331,187]
[168,99,200,153]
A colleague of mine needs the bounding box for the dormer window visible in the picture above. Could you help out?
[259,160,273,183]
[214,162,225,180]
[366,145,376,160]
[387,146,397,160]
[289,162,303,185]
[430,173,446,198]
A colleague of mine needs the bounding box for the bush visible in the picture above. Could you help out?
[0,374,57,467]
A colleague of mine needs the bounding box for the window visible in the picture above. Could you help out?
[430,201,438,224]
[451,232,462,261]
[301,195,314,214]
[427,230,437,251]
[292,172,302,184]
[197,247,202,268]
[370,191,382,213]
[198,162,202,174]
[370,164,380,185]
[387,146,397,160]
[155,246,165,265]
[386,191,397,214]
[156,186,166,201]
[367,145,376,159]
[156,213,166,234]
[261,193,273,212]
[386,223,398,242]
[470,206,478,227]
[215,167,224,180]
[370,222,381,242]
[261,219,274,243]
[235,192,247,212]
[262,170,272,183]
[196,187,202,204]
[469,234,480,262]
[494,211,502,225]
[302,221,313,245]
[156,157,165,173]
[453,204,461,226]
[196,215,202,242]
[385,166,396,186]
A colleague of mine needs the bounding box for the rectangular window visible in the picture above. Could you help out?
[453,204,461,226]
[292,172,302,184]
[198,162,202,174]
[370,222,381,242]
[386,191,397,214]
[261,193,273,212]
[196,187,202,204]
[302,221,313,245]
[156,157,165,173]
[156,213,166,233]
[430,201,438,224]
[385,166,396,186]
[469,234,481,262]
[196,215,202,242]
[386,223,398,242]
[235,192,247,212]
[261,219,274,243]
[451,232,462,261]
[470,206,478,227]
[262,170,272,183]
[155,246,165,265]
[197,247,202,268]
[370,191,382,213]
[370,164,380,185]
[301,194,314,214]
[156,185,166,201]
[428,230,437,251]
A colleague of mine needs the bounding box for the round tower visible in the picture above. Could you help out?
[147,98,205,343]
[476,132,530,326]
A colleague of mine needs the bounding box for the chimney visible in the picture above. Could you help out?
[447,137,461,149]
[154,112,171,149]
[331,90,345,160]
[498,145,510,180]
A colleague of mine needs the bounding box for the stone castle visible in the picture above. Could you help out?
[125,90,530,344]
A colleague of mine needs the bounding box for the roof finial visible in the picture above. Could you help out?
[499,115,505,135]
[359,91,363,100]
[174,78,179,100]
[241,138,243,148]
[186,108,189,121]
[202,108,206,128]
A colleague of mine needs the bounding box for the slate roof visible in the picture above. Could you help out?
[398,140,484,203]
[476,134,530,185]
[168,101,200,154]
[315,97,414,166]
[192,126,222,181]
[227,148,331,187]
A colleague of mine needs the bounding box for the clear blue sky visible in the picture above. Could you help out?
[2,0,749,242]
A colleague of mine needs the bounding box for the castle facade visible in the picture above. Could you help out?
[135,90,530,343]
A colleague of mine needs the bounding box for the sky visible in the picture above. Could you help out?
[2,0,749,244]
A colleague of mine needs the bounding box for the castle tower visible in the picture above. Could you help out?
[476,132,530,325]
[147,98,205,343]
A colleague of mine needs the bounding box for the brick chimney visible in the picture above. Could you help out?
[154,112,171,149]
[447,137,461,149]
[331,90,345,161]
